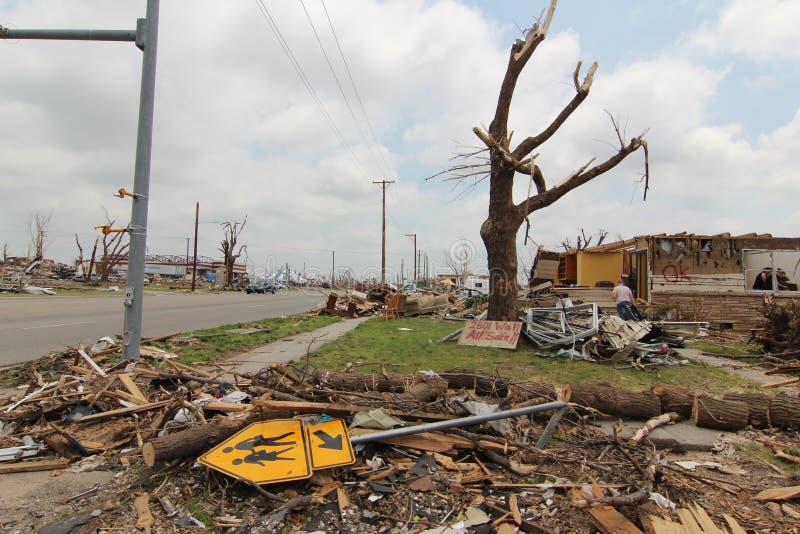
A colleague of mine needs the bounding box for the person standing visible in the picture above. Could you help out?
[611,278,640,320]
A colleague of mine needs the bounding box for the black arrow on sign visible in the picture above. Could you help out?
[313,429,343,450]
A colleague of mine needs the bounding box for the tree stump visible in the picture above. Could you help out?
[651,383,694,418]
[692,395,749,431]
[768,393,800,430]
[723,392,771,428]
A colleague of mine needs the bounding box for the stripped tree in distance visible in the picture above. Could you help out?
[434,0,649,321]
[219,216,247,289]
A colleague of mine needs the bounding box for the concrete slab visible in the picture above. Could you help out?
[676,348,792,387]
[228,316,372,374]
[591,420,725,451]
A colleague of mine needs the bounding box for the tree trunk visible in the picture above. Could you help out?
[723,392,771,428]
[482,167,523,321]
[768,393,800,430]
[692,395,749,431]
[562,383,661,420]
[142,412,275,467]
[651,383,695,418]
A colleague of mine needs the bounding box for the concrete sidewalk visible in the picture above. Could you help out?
[226,317,371,375]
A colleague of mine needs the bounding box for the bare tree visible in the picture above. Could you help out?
[96,210,129,282]
[28,211,52,260]
[444,245,472,287]
[2,242,7,263]
[561,228,608,252]
[219,216,247,289]
[74,234,85,276]
[439,1,648,320]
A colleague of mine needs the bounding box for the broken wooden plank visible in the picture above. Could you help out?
[77,349,107,377]
[573,489,644,534]
[117,373,147,402]
[75,400,170,424]
[201,401,253,413]
[0,458,71,474]
[103,389,149,406]
[751,485,800,501]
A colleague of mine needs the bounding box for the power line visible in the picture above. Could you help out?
[253,0,369,177]
[320,0,394,176]
[298,0,388,178]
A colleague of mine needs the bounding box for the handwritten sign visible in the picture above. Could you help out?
[458,320,521,349]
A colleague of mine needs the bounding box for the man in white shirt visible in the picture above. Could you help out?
[611,278,642,320]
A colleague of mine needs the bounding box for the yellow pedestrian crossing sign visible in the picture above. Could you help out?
[198,420,311,484]
[306,419,356,469]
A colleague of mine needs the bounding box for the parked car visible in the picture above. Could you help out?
[246,279,276,294]
[401,283,417,294]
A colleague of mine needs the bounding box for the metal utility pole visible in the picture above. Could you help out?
[405,233,417,282]
[1,1,160,360]
[192,202,199,291]
[372,179,394,285]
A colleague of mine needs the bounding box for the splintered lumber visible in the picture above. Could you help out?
[142,412,263,467]
[75,400,171,424]
[646,502,744,533]
[722,392,771,428]
[134,494,154,534]
[572,489,644,534]
[651,383,695,418]
[440,369,510,397]
[117,373,148,403]
[629,412,682,445]
[563,383,661,420]
[0,458,71,474]
[692,395,748,431]
[252,399,454,422]
[768,393,800,429]
[751,485,800,501]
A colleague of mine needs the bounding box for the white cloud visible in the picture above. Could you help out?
[1,0,798,283]
[689,0,800,61]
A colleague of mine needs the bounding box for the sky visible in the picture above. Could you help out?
[1,0,798,283]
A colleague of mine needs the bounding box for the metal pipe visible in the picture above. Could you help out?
[350,401,567,445]
[1,28,136,41]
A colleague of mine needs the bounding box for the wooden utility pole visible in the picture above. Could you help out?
[191,201,199,291]
[405,233,417,282]
[373,179,394,285]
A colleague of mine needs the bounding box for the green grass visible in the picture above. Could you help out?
[171,315,341,364]
[735,441,800,478]
[686,339,758,357]
[308,317,762,394]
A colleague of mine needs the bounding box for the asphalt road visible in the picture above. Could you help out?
[0,290,327,365]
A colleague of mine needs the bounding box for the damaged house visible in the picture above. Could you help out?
[538,232,800,331]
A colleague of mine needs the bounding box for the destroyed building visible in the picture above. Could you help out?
[535,232,800,331]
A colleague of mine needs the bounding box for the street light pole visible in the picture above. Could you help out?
[1,1,161,360]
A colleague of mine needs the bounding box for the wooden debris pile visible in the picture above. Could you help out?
[3,357,800,532]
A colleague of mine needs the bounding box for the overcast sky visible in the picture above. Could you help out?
[1,0,798,282]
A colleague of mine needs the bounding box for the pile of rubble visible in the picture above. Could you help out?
[519,302,708,368]
[2,342,800,532]
[313,290,485,320]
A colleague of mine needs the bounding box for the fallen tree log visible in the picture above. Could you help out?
[312,369,443,397]
[562,383,661,420]
[692,395,749,431]
[504,381,558,405]
[722,392,771,428]
[141,411,287,467]
[651,383,694,418]
[440,369,510,397]
[768,393,800,430]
